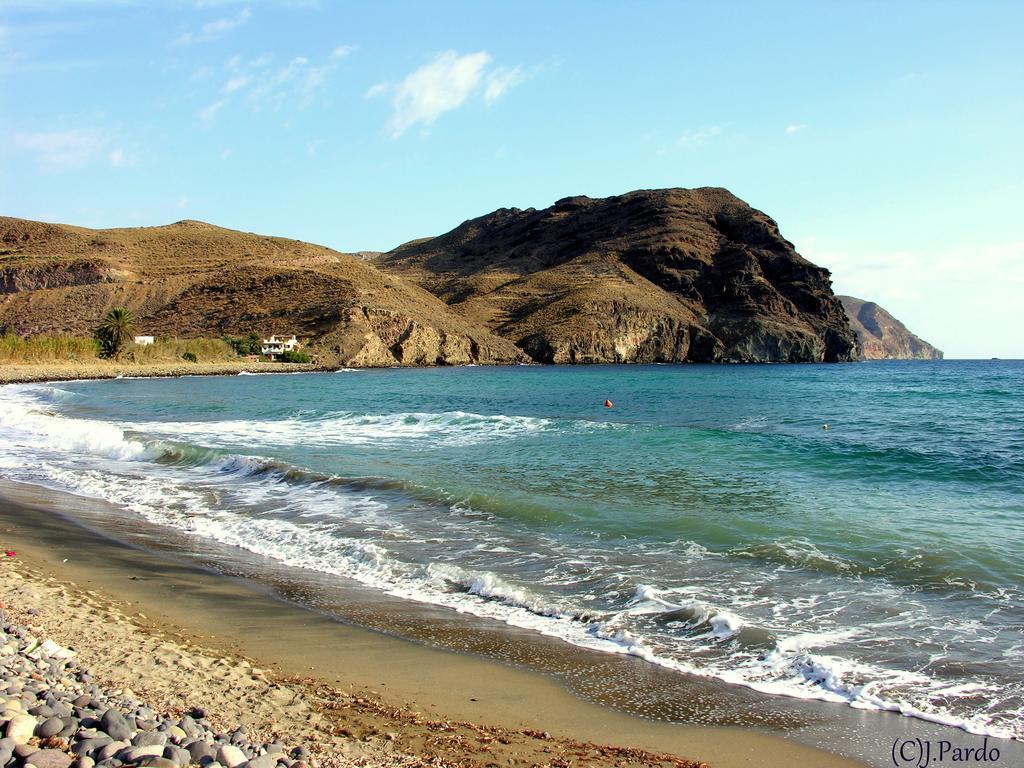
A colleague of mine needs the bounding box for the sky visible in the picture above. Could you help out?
[2,1,1022,358]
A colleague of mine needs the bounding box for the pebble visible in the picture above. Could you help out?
[100,710,132,742]
[0,614,314,768]
[25,747,74,768]
[5,713,38,744]
[37,715,66,738]
[215,744,247,768]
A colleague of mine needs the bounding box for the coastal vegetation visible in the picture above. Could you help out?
[94,307,136,358]
[0,332,237,365]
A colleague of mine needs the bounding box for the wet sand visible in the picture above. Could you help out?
[0,480,876,768]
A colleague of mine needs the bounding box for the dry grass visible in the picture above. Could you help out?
[0,332,101,363]
[0,333,237,365]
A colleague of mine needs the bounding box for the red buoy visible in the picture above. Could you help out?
[604,400,613,408]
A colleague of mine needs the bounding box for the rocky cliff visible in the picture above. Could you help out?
[377,188,858,363]
[0,217,526,367]
[839,295,943,360]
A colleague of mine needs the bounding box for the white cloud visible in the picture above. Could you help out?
[175,8,251,46]
[14,129,103,168]
[223,75,249,93]
[677,125,722,148]
[363,82,387,99]
[380,50,527,138]
[198,98,227,122]
[177,196,190,209]
[785,123,806,135]
[483,65,525,104]
[331,44,357,59]
[108,147,136,167]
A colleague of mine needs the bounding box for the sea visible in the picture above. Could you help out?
[1,361,1021,740]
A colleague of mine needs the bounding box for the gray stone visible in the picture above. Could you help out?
[117,746,163,763]
[72,696,92,709]
[130,733,165,749]
[36,716,65,738]
[245,755,281,768]
[28,705,55,718]
[185,741,213,764]
[95,741,130,762]
[24,748,73,768]
[71,759,95,768]
[72,738,112,757]
[14,743,39,759]
[161,747,189,768]
[58,719,79,739]
[100,710,132,742]
[215,745,246,768]
[133,758,177,768]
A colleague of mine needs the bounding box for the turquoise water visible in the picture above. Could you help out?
[1,361,1022,736]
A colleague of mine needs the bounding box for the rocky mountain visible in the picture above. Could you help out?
[0,217,527,367]
[1,188,864,367]
[376,187,858,363]
[839,295,943,360]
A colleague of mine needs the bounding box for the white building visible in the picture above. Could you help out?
[133,335,155,346]
[261,335,300,359]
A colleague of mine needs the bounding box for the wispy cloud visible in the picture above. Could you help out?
[197,47,342,122]
[331,44,357,59]
[198,98,227,122]
[373,50,527,138]
[174,8,251,46]
[677,125,722,148]
[108,147,136,167]
[785,123,806,135]
[14,129,104,168]
[484,65,525,104]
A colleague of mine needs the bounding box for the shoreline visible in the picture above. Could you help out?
[0,480,872,768]
[0,361,320,386]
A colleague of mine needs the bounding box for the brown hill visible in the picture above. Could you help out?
[839,295,943,360]
[376,188,858,363]
[0,217,527,366]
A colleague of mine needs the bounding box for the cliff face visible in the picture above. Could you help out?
[377,188,858,363]
[0,217,527,367]
[839,295,943,360]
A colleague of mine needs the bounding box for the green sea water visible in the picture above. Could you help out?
[1,361,1021,737]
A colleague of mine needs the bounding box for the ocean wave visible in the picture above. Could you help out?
[127,410,558,448]
[1,383,1019,740]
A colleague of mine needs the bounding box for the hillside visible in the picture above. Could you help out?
[0,217,527,366]
[839,295,943,360]
[377,188,858,363]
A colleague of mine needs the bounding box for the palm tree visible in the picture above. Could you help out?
[95,307,136,358]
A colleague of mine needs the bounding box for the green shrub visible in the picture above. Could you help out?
[181,351,198,363]
[278,349,311,363]
[223,331,263,356]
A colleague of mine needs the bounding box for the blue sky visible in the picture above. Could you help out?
[2,1,1022,357]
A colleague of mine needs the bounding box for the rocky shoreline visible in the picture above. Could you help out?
[0,362,319,386]
[0,616,312,768]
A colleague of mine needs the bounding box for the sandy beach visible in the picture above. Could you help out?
[0,479,878,768]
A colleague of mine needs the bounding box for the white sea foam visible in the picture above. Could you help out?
[128,410,555,449]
